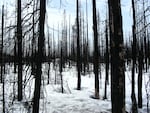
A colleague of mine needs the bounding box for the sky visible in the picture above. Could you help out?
[45,0,133,35]
[0,0,133,52]
[0,0,133,34]
[45,0,133,50]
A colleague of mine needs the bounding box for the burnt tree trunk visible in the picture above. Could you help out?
[60,41,64,93]
[32,0,46,112]
[103,19,109,100]
[108,0,125,113]
[143,1,147,72]
[17,0,23,101]
[47,28,50,84]
[31,0,36,76]
[14,38,17,73]
[86,0,89,72]
[1,5,5,113]
[76,0,81,90]
[138,48,143,108]
[131,0,138,112]
[92,0,99,99]
[1,5,4,83]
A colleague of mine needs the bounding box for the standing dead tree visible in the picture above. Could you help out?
[108,0,125,112]
[32,0,46,112]
[17,0,23,101]
[131,0,138,112]
[92,0,99,99]
[31,0,36,76]
[103,18,109,100]
[86,0,89,72]
[76,0,81,90]
[138,45,143,108]
[1,5,5,113]
[0,5,4,83]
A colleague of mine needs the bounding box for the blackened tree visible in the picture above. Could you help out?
[108,0,125,112]
[76,0,81,90]
[32,0,46,112]
[17,0,23,101]
[131,0,138,112]
[92,0,99,99]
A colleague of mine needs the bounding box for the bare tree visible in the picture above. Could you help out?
[103,18,109,100]
[17,0,23,101]
[1,5,4,83]
[76,0,81,90]
[1,5,5,113]
[92,0,99,99]
[108,0,125,112]
[60,40,64,93]
[32,0,46,112]
[31,0,36,76]
[131,0,138,112]
[138,46,143,108]
[86,0,89,72]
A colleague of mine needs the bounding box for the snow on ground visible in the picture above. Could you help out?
[0,63,149,113]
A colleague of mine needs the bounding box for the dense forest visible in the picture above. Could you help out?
[0,0,150,113]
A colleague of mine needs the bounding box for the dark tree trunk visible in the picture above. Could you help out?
[138,48,143,108]
[68,15,71,67]
[76,0,81,90]
[105,19,109,84]
[1,5,5,113]
[47,28,50,84]
[86,0,89,72]
[108,0,125,113]
[143,1,147,72]
[92,0,99,99]
[17,0,23,101]
[32,0,46,112]
[31,0,36,76]
[14,39,17,73]
[103,19,109,100]
[60,41,64,93]
[131,0,138,112]
[47,61,50,84]
[53,26,57,84]
[1,5,4,83]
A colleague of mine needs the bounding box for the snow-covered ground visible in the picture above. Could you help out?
[0,63,149,113]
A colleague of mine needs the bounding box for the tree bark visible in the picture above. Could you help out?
[76,0,81,90]
[131,0,138,112]
[103,19,109,100]
[17,0,23,101]
[14,39,17,73]
[1,5,5,113]
[138,49,143,108]
[31,0,36,76]
[60,41,63,93]
[92,0,99,99]
[86,0,89,72]
[108,0,125,112]
[32,0,46,112]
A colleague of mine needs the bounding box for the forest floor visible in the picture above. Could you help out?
[0,62,149,113]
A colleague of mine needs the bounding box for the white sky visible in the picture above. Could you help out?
[46,0,133,34]
[0,0,133,35]
[0,0,133,50]
[45,0,133,52]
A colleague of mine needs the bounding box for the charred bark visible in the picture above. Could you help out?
[92,0,99,99]
[108,0,125,112]
[17,0,23,101]
[32,0,46,112]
